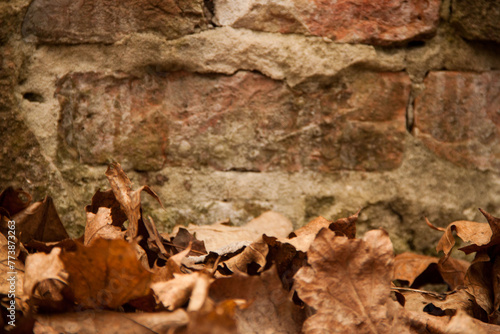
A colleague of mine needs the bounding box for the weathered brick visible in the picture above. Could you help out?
[451,0,500,43]
[214,0,440,45]
[56,71,410,172]
[413,71,500,171]
[22,0,207,44]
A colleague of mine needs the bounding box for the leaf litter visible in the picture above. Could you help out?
[2,162,500,333]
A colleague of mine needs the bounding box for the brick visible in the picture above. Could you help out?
[413,71,500,171]
[22,0,207,44]
[56,71,410,172]
[214,0,440,45]
[451,0,500,43]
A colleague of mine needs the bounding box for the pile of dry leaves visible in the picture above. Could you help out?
[2,162,500,333]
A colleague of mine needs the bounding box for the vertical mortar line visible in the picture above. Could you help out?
[405,84,415,134]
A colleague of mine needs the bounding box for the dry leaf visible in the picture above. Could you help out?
[210,266,305,334]
[285,211,358,252]
[23,247,70,312]
[393,252,440,287]
[393,253,469,290]
[152,245,191,283]
[174,211,293,252]
[181,300,238,334]
[60,238,152,309]
[0,187,32,216]
[151,272,211,311]
[172,228,208,256]
[85,189,128,227]
[294,228,405,333]
[220,239,268,275]
[33,309,188,334]
[24,248,67,298]
[395,288,484,320]
[464,251,494,315]
[427,209,500,258]
[262,234,307,292]
[84,207,126,245]
[9,196,69,244]
[105,162,162,239]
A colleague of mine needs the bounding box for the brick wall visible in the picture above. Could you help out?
[1,0,500,254]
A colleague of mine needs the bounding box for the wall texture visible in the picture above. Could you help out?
[1,0,500,254]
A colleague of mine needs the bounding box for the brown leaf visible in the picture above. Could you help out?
[285,211,358,252]
[427,209,500,259]
[24,248,67,298]
[393,253,469,290]
[394,288,485,320]
[84,207,126,245]
[23,247,70,311]
[393,252,439,287]
[438,256,469,290]
[85,189,128,227]
[0,187,32,216]
[33,309,189,334]
[445,310,500,334]
[172,228,208,256]
[210,266,305,334]
[181,300,238,334]
[105,162,162,239]
[288,216,331,239]
[464,251,493,315]
[294,229,405,333]
[174,211,293,252]
[220,239,268,275]
[8,196,69,244]
[152,245,191,283]
[328,209,359,239]
[60,238,152,309]
[262,234,307,291]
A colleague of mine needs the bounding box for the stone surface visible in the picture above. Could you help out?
[56,72,170,171]
[451,0,500,43]
[56,70,409,172]
[22,0,207,44]
[214,0,441,45]
[413,71,500,171]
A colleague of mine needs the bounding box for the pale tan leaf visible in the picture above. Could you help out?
[174,211,293,252]
[294,229,406,333]
[33,309,188,334]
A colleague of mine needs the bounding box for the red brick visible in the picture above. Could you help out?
[22,0,207,44]
[413,71,500,170]
[298,0,440,45]
[215,0,440,45]
[56,71,410,172]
